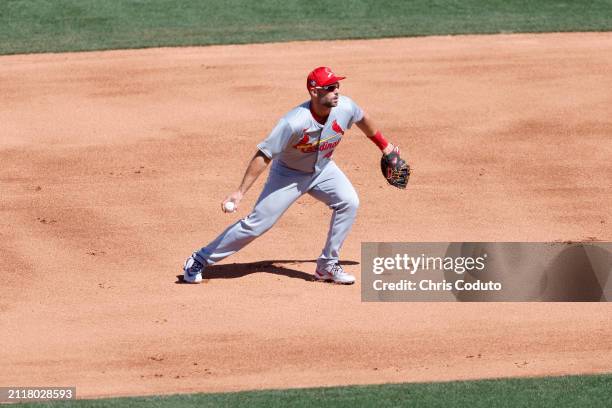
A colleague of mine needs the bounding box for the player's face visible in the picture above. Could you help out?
[316,83,340,108]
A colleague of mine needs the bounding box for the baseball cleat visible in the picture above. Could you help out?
[183,254,205,284]
[315,262,355,285]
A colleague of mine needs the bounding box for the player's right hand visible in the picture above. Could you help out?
[222,191,243,213]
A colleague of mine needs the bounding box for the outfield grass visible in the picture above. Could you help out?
[9,374,612,407]
[2,0,612,55]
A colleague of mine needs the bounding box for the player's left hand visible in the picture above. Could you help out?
[380,146,411,189]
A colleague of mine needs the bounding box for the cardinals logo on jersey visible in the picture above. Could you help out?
[293,122,344,154]
[293,129,318,153]
[331,120,344,135]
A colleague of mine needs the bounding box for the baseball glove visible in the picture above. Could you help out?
[380,146,410,189]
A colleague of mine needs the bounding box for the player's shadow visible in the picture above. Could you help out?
[175,259,359,283]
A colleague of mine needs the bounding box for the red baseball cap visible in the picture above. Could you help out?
[306,66,346,89]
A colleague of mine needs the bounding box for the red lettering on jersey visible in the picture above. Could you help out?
[294,128,345,154]
[319,140,340,151]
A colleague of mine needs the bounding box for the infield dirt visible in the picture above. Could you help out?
[1,32,611,398]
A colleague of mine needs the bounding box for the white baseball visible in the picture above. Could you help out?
[224,201,236,212]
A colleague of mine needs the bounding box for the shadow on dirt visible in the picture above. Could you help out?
[175,259,359,283]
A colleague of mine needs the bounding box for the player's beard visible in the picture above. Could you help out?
[322,95,339,108]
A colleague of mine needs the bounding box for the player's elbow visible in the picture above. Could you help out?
[356,113,376,137]
[254,150,272,165]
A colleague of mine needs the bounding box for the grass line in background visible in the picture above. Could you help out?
[2,0,612,55]
[11,373,612,407]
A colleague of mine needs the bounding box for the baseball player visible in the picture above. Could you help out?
[183,66,409,284]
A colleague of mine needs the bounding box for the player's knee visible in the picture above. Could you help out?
[340,194,359,213]
[347,194,359,211]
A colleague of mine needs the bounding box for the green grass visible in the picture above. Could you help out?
[10,373,612,407]
[1,0,612,55]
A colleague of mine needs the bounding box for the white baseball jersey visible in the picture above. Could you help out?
[257,95,364,173]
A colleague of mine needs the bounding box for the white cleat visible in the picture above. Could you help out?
[183,254,204,284]
[315,263,355,285]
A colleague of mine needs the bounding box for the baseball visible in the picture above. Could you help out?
[224,201,236,212]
